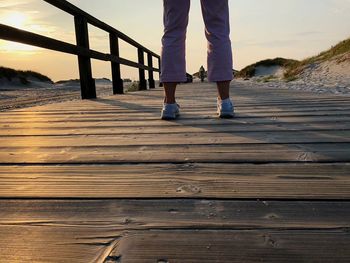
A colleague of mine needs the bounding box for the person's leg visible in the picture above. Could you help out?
[217,81,230,101]
[201,0,234,118]
[163,82,177,104]
[217,80,234,118]
[200,0,233,91]
[161,0,191,105]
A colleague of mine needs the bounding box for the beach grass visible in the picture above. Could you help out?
[125,81,140,92]
[284,38,350,79]
[235,38,350,81]
[0,66,53,84]
[235,58,298,79]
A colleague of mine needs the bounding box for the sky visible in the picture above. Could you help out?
[0,0,350,81]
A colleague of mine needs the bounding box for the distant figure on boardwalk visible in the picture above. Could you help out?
[199,65,206,82]
[160,0,234,120]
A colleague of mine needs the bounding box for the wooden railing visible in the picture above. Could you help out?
[0,0,161,99]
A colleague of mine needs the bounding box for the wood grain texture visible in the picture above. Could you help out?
[0,163,349,198]
[107,230,350,263]
[1,143,349,163]
[1,200,350,229]
[0,225,121,263]
[1,122,350,136]
[0,200,349,263]
[0,82,350,262]
[0,131,349,148]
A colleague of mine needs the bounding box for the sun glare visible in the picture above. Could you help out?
[0,12,39,53]
[4,12,27,28]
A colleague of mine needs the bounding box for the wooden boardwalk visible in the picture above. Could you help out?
[0,82,350,263]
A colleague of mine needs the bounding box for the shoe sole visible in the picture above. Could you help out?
[161,112,180,120]
[161,116,177,120]
[219,114,235,119]
[218,111,235,119]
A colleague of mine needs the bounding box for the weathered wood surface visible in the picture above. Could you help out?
[1,143,349,163]
[2,200,350,228]
[106,230,350,263]
[1,200,350,263]
[0,163,350,198]
[0,82,349,262]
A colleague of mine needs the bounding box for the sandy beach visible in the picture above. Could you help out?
[0,79,142,111]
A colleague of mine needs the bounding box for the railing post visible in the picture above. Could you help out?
[147,53,155,89]
[74,15,96,99]
[138,48,147,90]
[158,57,163,87]
[109,33,124,94]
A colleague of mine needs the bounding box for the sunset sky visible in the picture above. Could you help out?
[0,0,350,81]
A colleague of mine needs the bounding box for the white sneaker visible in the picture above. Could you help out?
[161,103,180,120]
[217,98,235,118]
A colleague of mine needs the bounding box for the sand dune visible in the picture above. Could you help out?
[299,52,350,88]
[235,38,350,96]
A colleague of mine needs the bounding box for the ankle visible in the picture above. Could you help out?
[164,98,176,104]
[218,97,231,102]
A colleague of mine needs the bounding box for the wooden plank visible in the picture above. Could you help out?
[10,94,348,106]
[138,48,147,90]
[1,200,350,229]
[1,111,349,124]
[147,52,155,89]
[3,104,350,115]
[1,200,349,262]
[8,100,350,113]
[0,24,158,73]
[0,131,348,148]
[2,106,350,117]
[74,15,96,99]
[0,143,349,164]
[2,116,350,127]
[110,33,124,94]
[0,229,350,263]
[1,122,349,136]
[1,117,349,129]
[0,163,349,198]
[1,108,350,120]
[106,230,350,263]
[13,108,344,116]
[0,224,120,263]
[0,112,349,124]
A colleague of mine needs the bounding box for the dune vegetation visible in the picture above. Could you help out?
[235,38,350,82]
[235,58,298,79]
[284,38,350,80]
[0,66,52,85]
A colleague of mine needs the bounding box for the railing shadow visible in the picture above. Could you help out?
[94,82,350,163]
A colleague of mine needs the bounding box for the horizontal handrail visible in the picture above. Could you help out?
[43,0,159,58]
[0,0,161,99]
[0,24,160,72]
